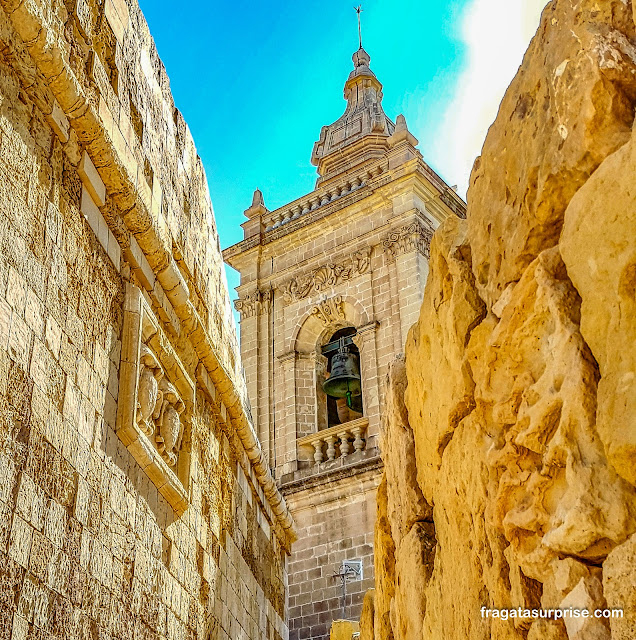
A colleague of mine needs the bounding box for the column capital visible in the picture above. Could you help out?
[234,287,272,319]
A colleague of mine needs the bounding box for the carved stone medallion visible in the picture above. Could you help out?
[310,296,346,326]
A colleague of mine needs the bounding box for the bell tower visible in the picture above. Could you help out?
[224,46,465,640]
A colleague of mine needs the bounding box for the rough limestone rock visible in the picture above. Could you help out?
[367,0,636,638]
[560,576,611,639]
[561,125,636,486]
[404,216,485,504]
[603,533,636,640]
[373,475,395,640]
[468,0,636,309]
[359,589,375,640]
[468,247,636,581]
[380,356,432,544]
[330,620,359,640]
[390,521,436,640]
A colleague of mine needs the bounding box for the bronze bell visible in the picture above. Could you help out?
[323,345,362,406]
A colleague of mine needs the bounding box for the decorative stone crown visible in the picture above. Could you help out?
[310,47,395,183]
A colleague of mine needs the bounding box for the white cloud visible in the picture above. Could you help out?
[431,0,548,197]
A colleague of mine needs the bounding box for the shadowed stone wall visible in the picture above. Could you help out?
[0,1,294,639]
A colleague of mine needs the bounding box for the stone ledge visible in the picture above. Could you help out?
[279,450,383,496]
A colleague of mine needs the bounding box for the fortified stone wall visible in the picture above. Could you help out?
[363,0,636,639]
[0,1,294,639]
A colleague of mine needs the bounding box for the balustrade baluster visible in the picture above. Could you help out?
[352,426,364,452]
[325,436,336,461]
[338,431,350,457]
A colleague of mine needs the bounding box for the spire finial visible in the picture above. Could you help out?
[354,5,363,49]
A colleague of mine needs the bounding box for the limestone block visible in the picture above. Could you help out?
[78,151,106,208]
[467,0,636,309]
[46,100,69,143]
[8,515,33,568]
[560,129,636,486]
[603,533,636,640]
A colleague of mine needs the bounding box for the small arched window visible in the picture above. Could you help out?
[321,327,363,428]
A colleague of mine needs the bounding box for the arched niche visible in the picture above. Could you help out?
[289,296,370,442]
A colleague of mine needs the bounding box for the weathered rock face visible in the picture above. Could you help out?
[468,0,636,310]
[373,476,396,640]
[367,0,636,638]
[379,359,435,640]
[560,123,636,488]
[359,589,375,640]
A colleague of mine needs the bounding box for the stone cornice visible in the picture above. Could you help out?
[223,157,466,267]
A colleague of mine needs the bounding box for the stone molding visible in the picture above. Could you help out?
[279,451,383,495]
[117,284,194,514]
[310,295,346,326]
[281,248,371,304]
[382,219,434,260]
[234,288,272,319]
[277,351,297,365]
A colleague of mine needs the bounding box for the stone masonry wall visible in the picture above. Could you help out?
[362,1,636,639]
[284,471,378,640]
[0,1,294,639]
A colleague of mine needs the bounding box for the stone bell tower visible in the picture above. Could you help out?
[224,46,465,640]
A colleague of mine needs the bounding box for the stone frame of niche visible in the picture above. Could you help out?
[116,284,194,515]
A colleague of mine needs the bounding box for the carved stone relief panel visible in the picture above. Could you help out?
[117,284,195,514]
[281,248,371,304]
[310,295,346,326]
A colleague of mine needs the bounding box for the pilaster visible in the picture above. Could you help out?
[354,321,381,443]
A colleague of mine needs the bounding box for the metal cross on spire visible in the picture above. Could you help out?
[354,5,363,49]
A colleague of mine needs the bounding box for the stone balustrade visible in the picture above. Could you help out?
[262,168,384,231]
[298,417,369,465]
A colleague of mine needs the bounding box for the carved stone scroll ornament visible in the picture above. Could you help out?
[234,288,272,319]
[383,220,434,260]
[282,248,371,304]
[311,295,346,326]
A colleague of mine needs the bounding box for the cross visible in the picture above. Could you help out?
[354,5,363,49]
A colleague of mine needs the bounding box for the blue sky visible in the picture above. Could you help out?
[137,0,546,298]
